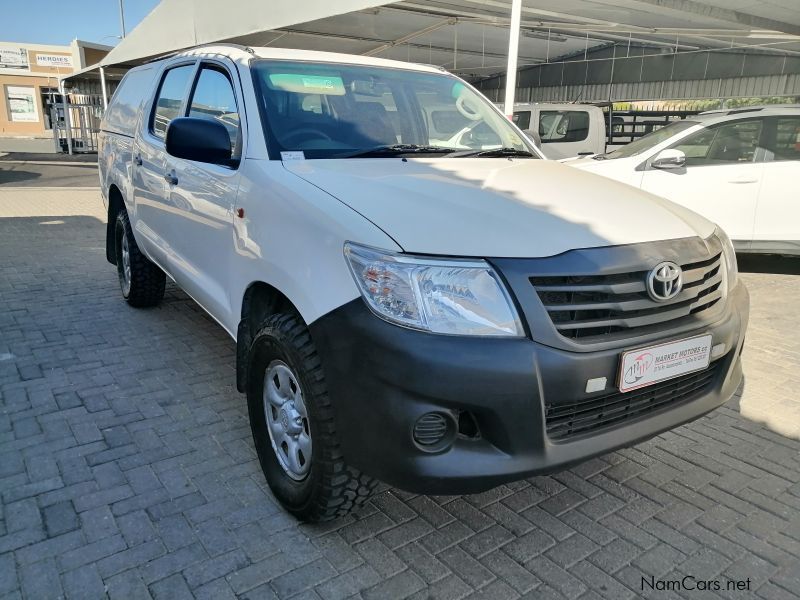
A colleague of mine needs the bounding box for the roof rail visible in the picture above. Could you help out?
[143,43,254,64]
[700,104,800,116]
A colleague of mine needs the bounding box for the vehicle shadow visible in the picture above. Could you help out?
[737,254,800,275]
[0,168,42,186]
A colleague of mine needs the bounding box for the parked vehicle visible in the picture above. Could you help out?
[565,106,800,255]
[99,45,749,522]
[509,103,606,159]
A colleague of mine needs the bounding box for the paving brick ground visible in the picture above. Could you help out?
[1,187,799,600]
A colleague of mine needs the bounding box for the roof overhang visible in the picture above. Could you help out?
[64,0,800,84]
[97,0,393,68]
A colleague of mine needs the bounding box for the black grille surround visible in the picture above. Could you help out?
[531,252,724,341]
[545,360,722,441]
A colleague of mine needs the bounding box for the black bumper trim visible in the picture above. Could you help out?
[308,282,748,495]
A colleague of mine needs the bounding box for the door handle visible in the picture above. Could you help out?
[728,178,757,184]
[164,171,178,186]
[133,154,142,166]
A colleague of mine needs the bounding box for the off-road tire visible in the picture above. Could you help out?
[246,312,378,522]
[114,210,166,307]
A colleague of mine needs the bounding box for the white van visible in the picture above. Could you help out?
[510,103,606,159]
[99,45,748,522]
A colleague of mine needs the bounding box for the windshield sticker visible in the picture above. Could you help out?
[268,73,345,95]
[280,151,306,161]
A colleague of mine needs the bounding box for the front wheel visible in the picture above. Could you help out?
[114,210,165,307]
[246,312,377,522]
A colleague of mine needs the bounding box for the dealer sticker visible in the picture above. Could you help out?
[280,151,305,161]
[618,334,712,393]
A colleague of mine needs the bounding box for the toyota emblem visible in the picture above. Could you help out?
[647,261,683,302]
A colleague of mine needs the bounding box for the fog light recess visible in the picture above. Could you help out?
[413,412,455,451]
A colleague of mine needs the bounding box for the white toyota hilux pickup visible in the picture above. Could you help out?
[99,45,749,522]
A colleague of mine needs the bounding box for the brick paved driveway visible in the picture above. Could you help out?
[1,187,799,600]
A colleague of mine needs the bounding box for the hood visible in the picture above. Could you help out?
[283,158,715,258]
[561,154,623,172]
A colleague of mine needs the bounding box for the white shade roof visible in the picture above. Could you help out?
[97,0,800,78]
[100,0,392,67]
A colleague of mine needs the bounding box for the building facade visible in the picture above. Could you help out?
[0,39,110,152]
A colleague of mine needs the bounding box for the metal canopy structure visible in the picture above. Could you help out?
[96,0,800,75]
[228,0,800,78]
[62,0,800,114]
[96,0,393,68]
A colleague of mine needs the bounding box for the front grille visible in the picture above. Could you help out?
[531,253,724,341]
[545,361,721,441]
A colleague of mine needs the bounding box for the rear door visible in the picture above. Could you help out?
[639,117,766,248]
[752,115,800,253]
[132,60,197,268]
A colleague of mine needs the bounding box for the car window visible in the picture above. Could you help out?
[430,109,471,137]
[767,116,800,162]
[672,119,763,166]
[251,61,533,159]
[188,66,239,156]
[603,120,697,159]
[512,110,531,130]
[539,110,590,143]
[458,121,502,147]
[151,64,194,139]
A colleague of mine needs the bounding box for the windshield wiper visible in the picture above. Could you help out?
[449,147,535,158]
[591,153,609,160]
[337,144,458,158]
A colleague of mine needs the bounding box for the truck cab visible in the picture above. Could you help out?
[510,102,606,159]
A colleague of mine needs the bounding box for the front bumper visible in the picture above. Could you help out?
[309,282,749,495]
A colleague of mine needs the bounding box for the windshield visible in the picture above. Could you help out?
[602,120,699,159]
[251,60,535,159]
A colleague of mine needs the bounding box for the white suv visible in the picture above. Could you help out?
[565,106,800,256]
[99,45,749,521]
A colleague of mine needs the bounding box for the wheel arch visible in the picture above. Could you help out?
[106,184,125,265]
[236,280,305,393]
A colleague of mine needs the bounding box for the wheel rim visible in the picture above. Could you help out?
[120,231,132,295]
[263,360,312,480]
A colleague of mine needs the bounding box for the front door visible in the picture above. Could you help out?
[536,109,594,159]
[163,62,243,328]
[640,117,765,248]
[753,115,800,253]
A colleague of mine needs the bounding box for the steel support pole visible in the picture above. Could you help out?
[502,0,522,118]
[59,80,73,155]
[119,0,126,38]
[100,67,109,110]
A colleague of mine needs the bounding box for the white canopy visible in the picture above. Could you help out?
[99,0,800,74]
[100,0,391,66]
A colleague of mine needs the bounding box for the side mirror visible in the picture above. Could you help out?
[651,148,686,170]
[522,128,541,147]
[165,117,234,166]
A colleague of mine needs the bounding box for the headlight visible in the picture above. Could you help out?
[344,242,524,337]
[716,227,738,291]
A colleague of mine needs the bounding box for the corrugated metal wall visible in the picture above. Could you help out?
[481,73,800,103]
[476,45,800,103]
